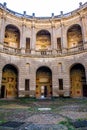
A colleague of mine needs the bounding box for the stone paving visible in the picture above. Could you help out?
[0,98,87,129]
[25,113,65,124]
[24,124,68,130]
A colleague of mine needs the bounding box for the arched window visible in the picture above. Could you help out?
[67,24,83,48]
[4,24,20,48]
[36,30,51,50]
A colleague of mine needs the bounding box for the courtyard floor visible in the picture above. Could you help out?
[0,97,87,129]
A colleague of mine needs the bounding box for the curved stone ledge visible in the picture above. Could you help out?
[0,2,87,19]
[0,42,87,58]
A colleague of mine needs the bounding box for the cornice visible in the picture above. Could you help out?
[0,2,87,21]
[0,2,87,28]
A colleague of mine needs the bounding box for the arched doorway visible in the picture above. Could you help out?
[70,63,86,97]
[36,66,52,98]
[1,64,18,98]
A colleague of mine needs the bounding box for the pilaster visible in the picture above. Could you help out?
[31,20,36,50]
[20,19,26,49]
[0,14,6,43]
[80,15,87,42]
[60,21,67,53]
[51,21,57,50]
[0,68,2,97]
[52,66,59,97]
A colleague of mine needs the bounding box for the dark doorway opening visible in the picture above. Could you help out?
[25,79,29,91]
[25,79,30,97]
[83,85,87,97]
[36,66,52,98]
[1,86,5,98]
[44,86,47,97]
[59,79,63,90]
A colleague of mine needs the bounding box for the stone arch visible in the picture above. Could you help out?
[1,64,19,98]
[4,24,20,48]
[36,66,52,98]
[70,63,86,97]
[36,30,51,50]
[67,24,83,48]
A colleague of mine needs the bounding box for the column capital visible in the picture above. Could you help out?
[1,12,7,20]
[60,20,65,27]
[22,18,26,27]
[78,13,87,42]
[31,21,35,28]
[51,20,55,28]
[77,12,85,20]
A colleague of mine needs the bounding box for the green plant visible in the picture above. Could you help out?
[59,120,76,130]
[0,119,6,124]
[77,118,87,121]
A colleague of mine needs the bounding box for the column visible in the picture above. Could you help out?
[0,3,7,44]
[0,16,5,43]
[20,25,26,53]
[60,21,67,53]
[80,16,87,42]
[50,13,57,50]
[20,12,27,49]
[31,21,36,54]
[20,24,26,47]
[85,67,87,85]
[20,22,26,53]
[30,65,36,97]
[51,24,57,50]
[0,68,2,97]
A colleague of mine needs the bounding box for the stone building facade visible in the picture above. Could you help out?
[0,2,87,98]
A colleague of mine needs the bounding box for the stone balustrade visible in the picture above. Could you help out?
[0,42,86,57]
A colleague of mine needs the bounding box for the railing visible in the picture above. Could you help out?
[2,45,21,54]
[35,49,53,55]
[0,42,87,57]
[67,44,84,54]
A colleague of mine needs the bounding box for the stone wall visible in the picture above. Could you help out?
[0,3,87,98]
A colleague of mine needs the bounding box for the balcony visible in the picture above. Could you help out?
[0,42,87,57]
[67,44,84,54]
